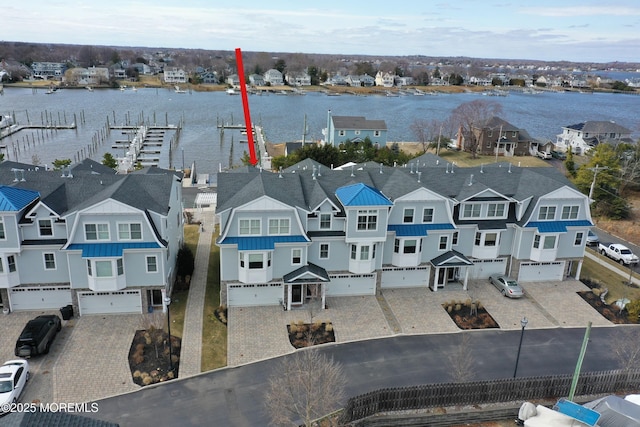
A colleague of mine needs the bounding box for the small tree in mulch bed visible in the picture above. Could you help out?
[214,305,228,325]
[287,320,336,349]
[129,313,181,386]
[442,299,500,330]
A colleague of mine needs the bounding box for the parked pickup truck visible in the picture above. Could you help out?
[598,243,640,265]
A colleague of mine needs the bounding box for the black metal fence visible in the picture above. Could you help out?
[339,368,640,425]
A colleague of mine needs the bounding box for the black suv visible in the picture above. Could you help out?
[14,315,62,358]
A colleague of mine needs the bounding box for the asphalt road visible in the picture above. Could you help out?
[89,326,632,427]
[589,226,640,273]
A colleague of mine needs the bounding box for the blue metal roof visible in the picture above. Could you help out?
[219,235,308,250]
[335,183,392,207]
[526,220,593,233]
[388,223,455,237]
[0,186,39,211]
[67,242,162,257]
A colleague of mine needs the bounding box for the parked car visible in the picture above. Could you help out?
[551,150,567,160]
[0,359,30,411]
[536,150,552,160]
[14,315,62,358]
[586,230,600,246]
[598,243,640,265]
[489,275,524,298]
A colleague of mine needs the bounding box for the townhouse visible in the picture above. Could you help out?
[216,155,592,309]
[0,161,183,316]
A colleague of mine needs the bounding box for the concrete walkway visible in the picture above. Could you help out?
[178,208,215,377]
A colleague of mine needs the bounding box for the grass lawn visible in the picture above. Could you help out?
[580,254,640,303]
[435,150,550,168]
[201,227,227,371]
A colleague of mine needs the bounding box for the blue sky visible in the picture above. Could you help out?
[4,0,639,63]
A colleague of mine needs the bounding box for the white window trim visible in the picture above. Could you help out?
[357,209,378,231]
[117,222,143,241]
[146,255,158,273]
[574,232,584,246]
[319,213,332,230]
[238,218,261,236]
[439,235,449,251]
[268,218,290,235]
[38,219,54,237]
[561,205,580,220]
[43,252,56,270]
[461,203,481,219]
[422,208,434,223]
[538,206,556,221]
[85,223,110,241]
[403,208,414,224]
[291,248,302,265]
[0,218,5,240]
[319,243,330,259]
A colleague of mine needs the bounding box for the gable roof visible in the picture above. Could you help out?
[335,183,392,207]
[331,116,387,131]
[0,186,39,211]
[565,121,631,135]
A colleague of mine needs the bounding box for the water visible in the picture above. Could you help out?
[0,86,638,182]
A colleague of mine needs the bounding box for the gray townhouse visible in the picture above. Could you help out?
[216,154,593,310]
[0,160,183,316]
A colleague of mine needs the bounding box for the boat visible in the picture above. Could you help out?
[85,86,94,92]
[174,85,187,93]
[226,88,239,95]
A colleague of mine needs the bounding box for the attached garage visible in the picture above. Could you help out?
[518,261,565,282]
[78,290,142,315]
[470,258,507,279]
[326,273,376,296]
[9,286,72,311]
[381,266,429,289]
[227,283,283,307]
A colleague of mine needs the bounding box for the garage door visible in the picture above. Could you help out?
[227,283,283,307]
[9,286,72,311]
[78,290,142,315]
[518,261,565,282]
[326,273,376,296]
[470,258,507,279]
[381,266,429,289]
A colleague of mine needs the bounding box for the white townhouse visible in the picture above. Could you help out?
[216,154,593,310]
[264,69,284,86]
[375,71,395,87]
[556,121,633,154]
[163,67,188,84]
[285,72,311,86]
[0,160,183,316]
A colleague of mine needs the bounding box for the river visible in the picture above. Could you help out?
[0,86,638,182]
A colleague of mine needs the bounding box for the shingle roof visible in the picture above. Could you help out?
[332,116,387,131]
[565,121,631,135]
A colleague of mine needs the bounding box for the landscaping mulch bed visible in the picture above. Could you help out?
[214,306,228,325]
[287,322,336,348]
[442,302,500,330]
[577,291,635,324]
[128,329,181,386]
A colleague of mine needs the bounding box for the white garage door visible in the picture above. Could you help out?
[326,274,376,296]
[78,290,142,315]
[227,283,283,307]
[470,258,507,279]
[9,286,72,311]
[518,261,565,282]
[381,266,429,289]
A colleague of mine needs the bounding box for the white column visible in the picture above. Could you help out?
[322,283,326,310]
[286,284,292,311]
[463,268,470,291]
[575,260,583,280]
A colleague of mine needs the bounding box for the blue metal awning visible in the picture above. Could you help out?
[388,223,455,237]
[219,235,308,250]
[526,220,593,233]
[67,242,162,257]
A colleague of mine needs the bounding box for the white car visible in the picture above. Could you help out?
[0,359,30,411]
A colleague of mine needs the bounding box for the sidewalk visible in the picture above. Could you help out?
[178,208,215,377]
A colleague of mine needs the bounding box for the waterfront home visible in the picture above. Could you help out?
[375,71,395,87]
[555,121,633,154]
[163,67,188,84]
[462,116,536,157]
[249,74,265,86]
[264,69,284,86]
[285,72,311,86]
[322,111,388,147]
[31,62,66,80]
[215,156,591,309]
[0,160,183,316]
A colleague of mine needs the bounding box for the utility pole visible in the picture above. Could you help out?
[436,124,443,155]
[588,164,609,202]
[495,125,503,163]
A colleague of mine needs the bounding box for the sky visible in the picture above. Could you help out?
[4,0,639,63]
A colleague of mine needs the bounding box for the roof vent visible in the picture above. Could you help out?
[445,163,450,174]
[417,171,422,183]
[508,163,512,173]
[480,164,484,173]
[278,167,283,178]
[11,168,25,182]
[351,165,355,177]
[468,174,474,186]
[312,165,317,180]
[317,165,321,177]
[379,163,383,174]
[410,163,414,174]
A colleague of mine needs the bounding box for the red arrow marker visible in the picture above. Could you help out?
[235,48,257,165]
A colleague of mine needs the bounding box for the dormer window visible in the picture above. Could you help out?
[38,219,53,236]
[403,208,414,223]
[462,204,481,219]
[357,210,377,231]
[538,206,556,220]
[561,206,579,220]
[319,213,331,229]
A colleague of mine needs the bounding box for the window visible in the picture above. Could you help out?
[39,219,53,236]
[146,256,157,272]
[422,208,434,223]
[339,130,346,136]
[574,232,584,246]
[394,239,400,253]
[320,243,329,259]
[543,235,557,249]
[44,253,56,270]
[357,210,377,231]
[403,208,414,223]
[239,219,260,235]
[7,255,16,273]
[118,223,142,240]
[561,206,579,220]
[95,260,112,277]
[452,231,459,245]
[268,218,290,235]
[85,223,109,240]
[0,219,5,239]
[404,239,417,254]
[248,253,264,269]
[319,213,331,229]
[87,259,92,276]
[487,203,505,218]
[360,245,370,260]
[538,206,556,220]
[239,252,244,268]
[484,233,498,247]
[292,249,302,265]
[117,258,124,275]
[462,204,481,218]
[533,235,541,249]
[350,244,357,260]
[475,232,482,246]
[354,130,361,135]
[439,236,448,250]
[374,130,381,137]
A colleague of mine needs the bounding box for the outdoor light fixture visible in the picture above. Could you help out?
[513,317,528,378]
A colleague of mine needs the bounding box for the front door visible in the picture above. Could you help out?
[291,284,303,305]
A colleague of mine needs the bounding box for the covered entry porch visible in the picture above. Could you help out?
[430,250,474,291]
[282,263,330,311]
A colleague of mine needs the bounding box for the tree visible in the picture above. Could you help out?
[274,59,286,73]
[52,158,72,171]
[432,67,441,79]
[449,100,503,158]
[102,153,117,169]
[265,349,347,426]
[564,146,576,177]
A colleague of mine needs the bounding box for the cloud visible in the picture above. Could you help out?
[520,6,640,17]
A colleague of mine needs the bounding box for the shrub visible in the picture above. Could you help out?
[132,350,144,365]
[289,323,298,333]
[455,303,462,312]
[133,370,142,379]
[325,323,333,332]
[627,299,640,321]
[142,376,154,385]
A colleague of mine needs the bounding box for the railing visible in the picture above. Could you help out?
[339,368,640,425]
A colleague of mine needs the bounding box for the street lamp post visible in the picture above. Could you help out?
[513,317,528,378]
[164,296,174,372]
